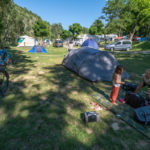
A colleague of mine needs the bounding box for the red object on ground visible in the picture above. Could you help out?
[118,98,125,104]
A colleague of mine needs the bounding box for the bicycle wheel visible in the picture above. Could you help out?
[0,70,9,96]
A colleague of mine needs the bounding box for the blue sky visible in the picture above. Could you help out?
[14,0,106,29]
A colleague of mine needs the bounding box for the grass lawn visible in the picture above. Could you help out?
[132,41,150,51]
[0,46,150,150]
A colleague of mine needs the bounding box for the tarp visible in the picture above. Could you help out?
[81,39,99,49]
[28,46,47,53]
[93,92,150,139]
[62,47,129,82]
[140,37,146,42]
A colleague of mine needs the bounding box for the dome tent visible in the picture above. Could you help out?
[29,46,47,53]
[62,47,129,82]
[81,39,99,49]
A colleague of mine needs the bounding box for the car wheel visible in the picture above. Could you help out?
[110,48,114,51]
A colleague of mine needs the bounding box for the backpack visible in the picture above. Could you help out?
[125,91,146,108]
[0,50,10,65]
[135,105,150,125]
[122,82,137,92]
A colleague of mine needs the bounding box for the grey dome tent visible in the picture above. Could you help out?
[62,47,129,82]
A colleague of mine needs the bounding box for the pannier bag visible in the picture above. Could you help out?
[83,111,100,123]
[125,91,146,108]
[122,82,137,92]
[135,105,150,125]
[0,50,10,65]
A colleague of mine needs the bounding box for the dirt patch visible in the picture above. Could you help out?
[137,140,148,148]
[23,75,36,80]
[92,144,103,150]
[38,71,45,75]
[111,122,120,131]
[72,90,78,95]
[86,128,93,134]
[40,96,47,101]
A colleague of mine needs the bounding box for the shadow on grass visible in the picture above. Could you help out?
[0,49,149,150]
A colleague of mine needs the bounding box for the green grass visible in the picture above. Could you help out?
[0,46,150,150]
[132,41,150,51]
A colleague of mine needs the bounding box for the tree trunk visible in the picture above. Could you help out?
[129,25,137,40]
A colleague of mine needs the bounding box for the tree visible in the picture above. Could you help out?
[102,0,126,36]
[89,26,97,35]
[102,0,150,39]
[82,27,89,34]
[33,19,51,39]
[51,23,63,40]
[60,30,70,40]
[0,0,12,47]
[89,19,104,35]
[0,0,51,47]
[125,0,150,39]
[69,23,83,39]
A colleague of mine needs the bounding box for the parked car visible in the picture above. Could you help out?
[104,40,132,51]
[53,40,63,47]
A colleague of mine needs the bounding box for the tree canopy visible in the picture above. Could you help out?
[69,23,83,39]
[51,23,63,40]
[102,0,150,39]
[89,19,105,35]
[60,30,71,40]
[33,19,51,39]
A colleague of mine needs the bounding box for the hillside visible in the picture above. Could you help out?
[0,1,50,47]
[14,4,41,37]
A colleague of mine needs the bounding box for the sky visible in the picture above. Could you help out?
[14,0,106,29]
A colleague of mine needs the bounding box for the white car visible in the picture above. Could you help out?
[104,40,132,51]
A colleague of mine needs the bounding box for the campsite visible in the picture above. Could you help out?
[1,0,150,150]
[0,45,149,149]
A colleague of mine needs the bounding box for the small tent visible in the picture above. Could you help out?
[62,47,129,82]
[81,39,99,49]
[28,46,47,53]
[17,35,37,47]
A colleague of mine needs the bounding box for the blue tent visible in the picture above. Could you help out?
[29,46,47,53]
[81,39,99,49]
[140,37,146,42]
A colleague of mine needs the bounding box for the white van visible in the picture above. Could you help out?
[104,40,132,51]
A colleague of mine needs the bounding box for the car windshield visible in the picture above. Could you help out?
[55,40,62,43]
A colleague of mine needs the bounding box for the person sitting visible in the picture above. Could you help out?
[135,69,150,101]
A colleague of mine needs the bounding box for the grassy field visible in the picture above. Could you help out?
[132,41,150,51]
[0,46,150,150]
